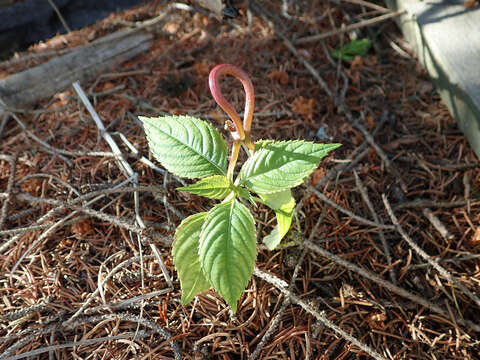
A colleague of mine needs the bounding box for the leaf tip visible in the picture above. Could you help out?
[224,295,239,314]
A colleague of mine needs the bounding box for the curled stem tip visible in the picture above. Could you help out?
[208,64,255,147]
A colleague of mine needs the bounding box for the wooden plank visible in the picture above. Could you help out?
[0,28,152,111]
[386,0,480,158]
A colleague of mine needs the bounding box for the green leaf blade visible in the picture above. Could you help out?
[140,115,228,178]
[178,175,233,199]
[259,189,292,210]
[239,141,341,194]
[261,190,296,250]
[332,38,372,61]
[172,212,211,305]
[199,200,257,313]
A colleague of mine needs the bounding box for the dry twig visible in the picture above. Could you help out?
[2,332,151,360]
[293,10,405,44]
[422,207,454,240]
[73,81,173,334]
[354,116,408,192]
[249,247,309,360]
[1,313,181,360]
[303,240,480,333]
[354,170,396,283]
[9,179,141,273]
[382,194,480,310]
[46,0,72,33]
[0,154,16,230]
[307,185,394,230]
[254,267,388,360]
[66,255,155,323]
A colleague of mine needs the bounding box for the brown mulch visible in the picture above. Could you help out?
[1,0,480,359]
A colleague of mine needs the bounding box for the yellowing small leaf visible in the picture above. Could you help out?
[259,189,292,210]
[262,192,296,250]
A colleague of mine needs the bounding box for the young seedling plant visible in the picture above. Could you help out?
[140,64,341,313]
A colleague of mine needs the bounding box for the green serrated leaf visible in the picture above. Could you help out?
[140,115,228,179]
[178,175,233,199]
[254,139,275,151]
[199,199,256,313]
[172,212,211,305]
[262,191,296,250]
[239,141,341,194]
[259,189,292,210]
[332,38,372,61]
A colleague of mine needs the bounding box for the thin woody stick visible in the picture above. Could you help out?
[382,194,480,309]
[303,240,480,332]
[354,170,396,284]
[293,10,405,45]
[339,0,391,13]
[73,81,172,324]
[254,267,388,360]
[0,155,15,230]
[307,185,394,230]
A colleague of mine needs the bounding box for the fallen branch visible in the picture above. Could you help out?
[382,194,480,310]
[293,10,405,45]
[2,332,152,360]
[354,170,396,283]
[254,267,388,360]
[0,30,152,111]
[307,185,395,230]
[0,313,181,360]
[0,8,180,112]
[422,207,454,240]
[303,240,480,333]
[250,248,308,360]
[0,154,15,230]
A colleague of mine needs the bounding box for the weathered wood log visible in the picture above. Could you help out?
[386,0,480,158]
[196,0,238,18]
[0,27,153,111]
[197,0,224,17]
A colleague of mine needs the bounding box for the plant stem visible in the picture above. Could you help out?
[227,140,241,181]
[242,142,255,157]
[243,136,255,152]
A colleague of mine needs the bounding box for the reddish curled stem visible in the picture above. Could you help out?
[208,64,255,148]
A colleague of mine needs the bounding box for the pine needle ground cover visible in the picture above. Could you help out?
[0,1,479,359]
